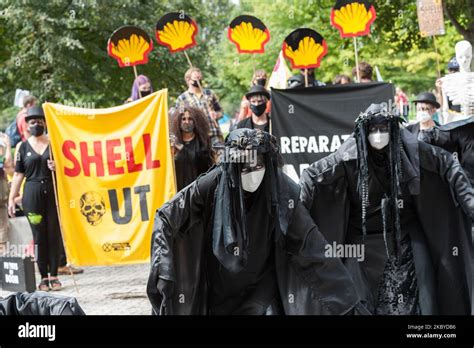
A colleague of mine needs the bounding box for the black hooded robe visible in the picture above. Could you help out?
[147,166,364,315]
[419,116,474,185]
[299,129,473,315]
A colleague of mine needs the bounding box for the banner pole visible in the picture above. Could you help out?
[433,36,441,79]
[133,65,142,99]
[49,140,79,293]
[353,37,360,82]
[304,68,308,87]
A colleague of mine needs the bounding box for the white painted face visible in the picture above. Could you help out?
[455,40,472,73]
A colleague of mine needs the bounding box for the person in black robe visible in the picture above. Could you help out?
[418,116,474,186]
[147,128,366,315]
[299,104,473,315]
[170,106,214,190]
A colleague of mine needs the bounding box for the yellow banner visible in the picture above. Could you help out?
[43,90,176,266]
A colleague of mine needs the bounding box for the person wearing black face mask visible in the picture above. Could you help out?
[237,69,271,123]
[8,106,64,292]
[175,67,224,146]
[236,86,270,132]
[170,106,215,190]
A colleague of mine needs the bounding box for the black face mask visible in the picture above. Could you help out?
[250,102,266,117]
[180,123,194,133]
[191,80,200,87]
[30,125,45,137]
[256,78,266,86]
[140,89,151,97]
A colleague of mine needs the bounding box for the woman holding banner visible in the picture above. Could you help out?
[7,106,63,292]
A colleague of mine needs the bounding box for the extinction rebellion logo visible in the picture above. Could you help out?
[102,242,131,252]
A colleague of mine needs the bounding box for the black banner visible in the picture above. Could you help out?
[271,82,395,182]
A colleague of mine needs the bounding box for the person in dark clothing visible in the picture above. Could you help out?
[170,106,214,190]
[418,116,474,186]
[406,92,440,138]
[8,106,63,292]
[299,104,473,315]
[0,292,85,315]
[287,68,326,88]
[236,86,270,133]
[147,128,367,315]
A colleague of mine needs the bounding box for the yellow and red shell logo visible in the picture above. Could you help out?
[282,28,328,69]
[330,0,376,38]
[227,15,270,54]
[107,26,153,68]
[155,12,198,53]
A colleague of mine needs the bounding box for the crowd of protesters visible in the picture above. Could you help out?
[0,56,469,292]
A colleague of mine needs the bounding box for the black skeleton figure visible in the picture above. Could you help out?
[147,128,366,315]
[300,104,473,315]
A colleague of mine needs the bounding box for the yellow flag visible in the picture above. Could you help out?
[43,90,176,266]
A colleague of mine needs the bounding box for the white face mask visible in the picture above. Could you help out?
[416,111,432,123]
[368,130,389,150]
[241,168,265,192]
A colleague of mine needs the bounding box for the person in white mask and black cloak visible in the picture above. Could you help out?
[147,128,368,315]
[299,103,473,315]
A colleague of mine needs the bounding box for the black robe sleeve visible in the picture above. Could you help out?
[147,167,220,315]
[419,142,474,220]
[414,141,473,314]
[0,292,85,315]
[277,196,367,315]
[419,119,474,185]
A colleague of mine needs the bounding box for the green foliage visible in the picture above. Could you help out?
[0,0,234,111]
[0,106,19,131]
[0,0,471,125]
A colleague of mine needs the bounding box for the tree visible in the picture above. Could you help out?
[443,0,473,46]
[0,0,233,111]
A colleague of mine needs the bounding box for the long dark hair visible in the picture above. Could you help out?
[171,106,211,150]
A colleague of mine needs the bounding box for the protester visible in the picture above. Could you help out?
[435,57,461,114]
[236,69,271,122]
[333,74,351,85]
[8,106,64,291]
[418,116,474,186]
[447,56,460,74]
[0,133,12,255]
[300,103,473,315]
[127,74,153,102]
[147,128,366,315]
[394,87,409,117]
[175,67,224,145]
[352,61,373,83]
[406,92,440,138]
[170,106,214,191]
[16,95,37,142]
[10,124,82,275]
[287,68,325,88]
[236,85,270,132]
